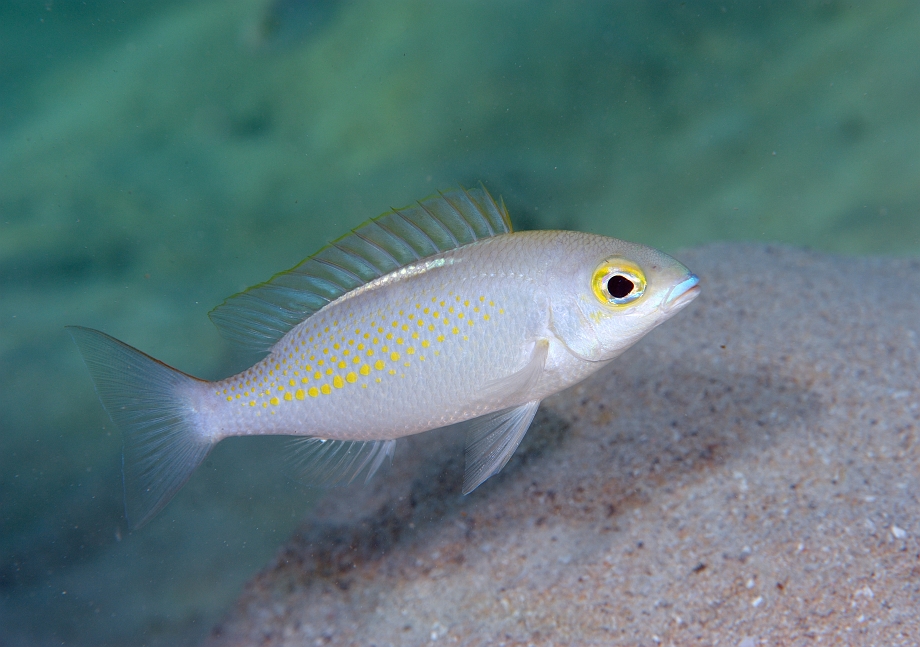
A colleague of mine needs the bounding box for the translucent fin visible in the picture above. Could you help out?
[287,437,396,487]
[67,326,213,529]
[478,339,549,405]
[461,401,541,494]
[209,185,512,352]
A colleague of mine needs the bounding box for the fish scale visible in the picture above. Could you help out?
[69,187,700,528]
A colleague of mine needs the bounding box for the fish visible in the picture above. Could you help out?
[69,186,700,528]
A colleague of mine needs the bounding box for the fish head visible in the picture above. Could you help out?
[548,233,700,362]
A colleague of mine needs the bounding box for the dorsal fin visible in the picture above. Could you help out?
[209,186,512,352]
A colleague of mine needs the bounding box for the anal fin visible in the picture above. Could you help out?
[287,438,396,487]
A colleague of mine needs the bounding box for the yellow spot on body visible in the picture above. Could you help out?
[366,349,374,356]
[249,401,256,407]
[389,369,396,375]
[263,402,269,408]
[343,349,350,356]
[499,309,505,314]
[346,372,357,383]
[396,338,404,345]
[404,362,411,367]
[422,340,430,348]
[437,334,445,342]
[386,332,394,340]
[308,387,319,398]
[407,347,415,354]
[321,384,331,395]
[402,324,409,331]
[468,319,474,326]
[374,360,385,370]
[333,376,344,389]
[333,343,340,350]
[326,368,334,375]
[295,389,305,400]
[390,351,400,361]
[457,312,464,319]
[428,324,435,331]
[338,361,346,369]
[464,300,470,306]
[452,327,459,334]
[284,393,292,402]
[314,371,322,380]
[449,307,454,313]
[483,314,490,321]
[226,396,232,402]
[359,365,370,376]
[301,376,310,384]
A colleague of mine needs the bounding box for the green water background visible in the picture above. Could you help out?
[1,1,918,645]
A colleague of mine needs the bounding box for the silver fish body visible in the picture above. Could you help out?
[70,188,699,527]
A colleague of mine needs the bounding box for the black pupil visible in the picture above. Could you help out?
[607,274,635,299]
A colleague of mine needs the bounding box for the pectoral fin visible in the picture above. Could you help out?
[461,400,541,494]
[477,338,548,405]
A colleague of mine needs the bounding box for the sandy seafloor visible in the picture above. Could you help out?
[204,244,920,646]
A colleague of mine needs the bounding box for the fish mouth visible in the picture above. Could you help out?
[664,273,700,312]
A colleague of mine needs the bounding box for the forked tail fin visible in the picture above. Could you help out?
[67,326,214,529]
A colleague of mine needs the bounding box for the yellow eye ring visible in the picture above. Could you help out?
[592,258,646,306]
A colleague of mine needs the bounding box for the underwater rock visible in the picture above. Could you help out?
[204,244,920,646]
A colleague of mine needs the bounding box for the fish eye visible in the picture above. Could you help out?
[592,258,647,306]
[606,274,634,299]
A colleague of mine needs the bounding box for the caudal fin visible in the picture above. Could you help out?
[67,326,214,529]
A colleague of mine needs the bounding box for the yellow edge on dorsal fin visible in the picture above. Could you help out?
[208,185,512,353]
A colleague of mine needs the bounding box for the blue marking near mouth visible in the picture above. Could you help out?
[667,273,700,308]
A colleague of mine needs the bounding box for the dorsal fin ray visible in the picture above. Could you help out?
[209,186,512,352]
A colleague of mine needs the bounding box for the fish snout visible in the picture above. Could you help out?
[664,273,700,312]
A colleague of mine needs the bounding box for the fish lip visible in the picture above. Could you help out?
[664,273,700,311]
